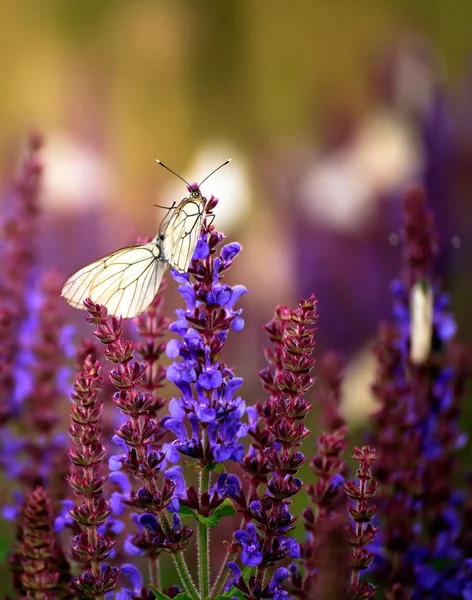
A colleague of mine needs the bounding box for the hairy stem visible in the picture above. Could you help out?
[160,514,200,600]
[198,467,211,599]
[149,555,160,590]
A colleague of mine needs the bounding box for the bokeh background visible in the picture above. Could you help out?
[2,0,472,590]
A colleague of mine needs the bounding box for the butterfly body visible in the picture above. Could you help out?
[61,160,229,319]
[61,185,206,319]
[162,184,205,273]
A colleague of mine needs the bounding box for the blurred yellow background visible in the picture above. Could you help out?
[1,0,472,409]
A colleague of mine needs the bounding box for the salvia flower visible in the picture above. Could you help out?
[344,446,379,599]
[85,300,177,515]
[164,227,247,469]
[84,297,200,600]
[68,354,119,597]
[224,297,318,600]
[13,487,72,599]
[370,187,472,598]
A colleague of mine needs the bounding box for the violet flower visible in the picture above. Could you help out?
[2,272,70,530]
[85,300,176,515]
[164,196,248,600]
[84,297,199,600]
[164,233,247,469]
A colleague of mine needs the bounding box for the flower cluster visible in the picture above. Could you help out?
[1,272,70,525]
[295,425,349,599]
[344,446,379,600]
[222,297,318,600]
[164,221,247,469]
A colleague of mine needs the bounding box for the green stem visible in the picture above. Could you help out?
[149,554,160,589]
[198,467,211,599]
[173,552,201,600]
[159,514,200,600]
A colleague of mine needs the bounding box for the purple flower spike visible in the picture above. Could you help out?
[165,220,248,469]
[68,355,119,596]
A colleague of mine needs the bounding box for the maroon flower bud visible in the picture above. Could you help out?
[19,487,72,600]
[67,356,119,596]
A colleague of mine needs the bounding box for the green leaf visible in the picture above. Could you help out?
[178,505,194,517]
[205,461,226,473]
[173,594,192,600]
[195,498,236,528]
[150,587,172,600]
[218,498,236,518]
[215,588,246,600]
[179,498,236,527]
[194,512,219,527]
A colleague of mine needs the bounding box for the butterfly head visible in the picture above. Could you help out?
[187,182,202,199]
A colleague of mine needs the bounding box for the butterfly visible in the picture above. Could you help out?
[61,159,230,319]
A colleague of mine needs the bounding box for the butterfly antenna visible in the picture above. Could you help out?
[198,158,231,186]
[156,159,191,186]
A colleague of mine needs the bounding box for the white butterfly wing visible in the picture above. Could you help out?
[61,243,166,319]
[163,198,204,273]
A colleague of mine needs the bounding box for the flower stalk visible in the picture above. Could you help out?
[20,487,72,600]
[68,354,119,597]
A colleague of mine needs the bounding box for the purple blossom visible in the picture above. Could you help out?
[115,563,143,600]
[268,567,290,600]
[235,523,262,567]
[225,561,242,591]
[165,229,248,468]
[217,473,241,499]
